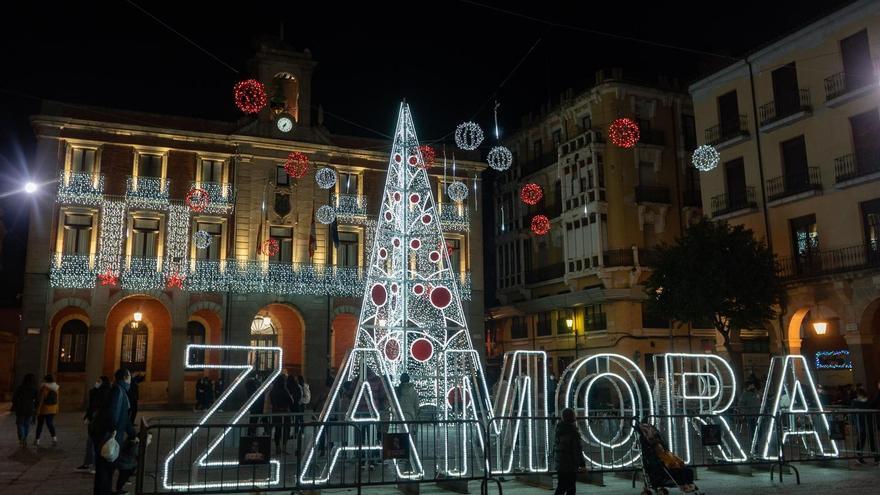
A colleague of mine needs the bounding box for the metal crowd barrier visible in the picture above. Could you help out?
[135,410,880,494]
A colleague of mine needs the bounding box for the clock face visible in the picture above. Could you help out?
[277,116,293,133]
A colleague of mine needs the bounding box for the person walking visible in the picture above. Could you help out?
[851,386,879,464]
[11,373,38,448]
[90,368,137,495]
[554,408,585,495]
[34,374,60,446]
[270,371,296,454]
[77,376,111,472]
[286,372,303,441]
[195,376,209,411]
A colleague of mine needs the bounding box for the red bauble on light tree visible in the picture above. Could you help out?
[520,183,543,205]
[261,239,280,257]
[417,145,436,169]
[531,214,551,236]
[98,271,118,287]
[608,117,640,148]
[233,79,268,114]
[283,151,310,179]
[185,187,211,212]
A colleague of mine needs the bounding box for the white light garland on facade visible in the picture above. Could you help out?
[315,167,337,189]
[454,121,484,150]
[316,205,336,224]
[56,171,105,206]
[126,176,170,210]
[692,144,720,172]
[446,181,469,202]
[486,145,513,171]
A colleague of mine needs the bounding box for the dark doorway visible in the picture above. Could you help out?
[771,62,800,117]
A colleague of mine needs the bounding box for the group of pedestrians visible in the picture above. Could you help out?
[194,375,226,411]
[242,369,311,455]
[12,374,61,447]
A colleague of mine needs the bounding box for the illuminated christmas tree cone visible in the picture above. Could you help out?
[300,103,490,484]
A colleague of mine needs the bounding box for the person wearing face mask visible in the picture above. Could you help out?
[76,376,110,473]
[90,368,137,495]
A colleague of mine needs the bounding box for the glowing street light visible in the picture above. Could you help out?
[24,182,38,194]
[812,320,828,335]
[132,311,143,329]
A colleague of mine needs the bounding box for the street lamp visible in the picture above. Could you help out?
[811,305,827,335]
[24,182,38,194]
[566,314,578,358]
[132,311,143,329]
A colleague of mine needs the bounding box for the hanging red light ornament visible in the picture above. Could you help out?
[283,151,310,179]
[185,187,211,212]
[519,183,543,205]
[166,272,185,290]
[417,145,436,169]
[98,271,118,287]
[233,79,268,114]
[261,239,280,257]
[531,214,551,236]
[608,117,640,148]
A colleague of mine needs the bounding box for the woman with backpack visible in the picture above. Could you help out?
[35,374,60,446]
[12,373,38,448]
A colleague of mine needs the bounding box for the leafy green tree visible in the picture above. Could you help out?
[645,218,785,377]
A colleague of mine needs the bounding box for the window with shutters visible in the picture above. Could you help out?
[200,159,224,183]
[131,217,160,258]
[269,226,294,262]
[195,222,222,260]
[70,147,97,174]
[121,321,148,372]
[62,213,93,255]
[57,319,88,372]
[138,153,163,178]
[337,231,359,267]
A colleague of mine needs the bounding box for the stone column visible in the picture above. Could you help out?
[300,296,329,396]
[167,325,187,406]
[83,325,106,402]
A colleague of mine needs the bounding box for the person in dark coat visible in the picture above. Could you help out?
[554,408,585,495]
[245,373,264,435]
[77,376,111,471]
[11,373,38,448]
[127,374,144,423]
[270,371,296,454]
[91,368,136,495]
[851,386,879,464]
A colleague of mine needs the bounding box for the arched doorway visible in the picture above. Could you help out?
[250,314,278,371]
[331,313,357,371]
[252,303,304,375]
[857,297,880,389]
[105,295,172,403]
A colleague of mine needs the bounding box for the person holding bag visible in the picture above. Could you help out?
[91,368,136,495]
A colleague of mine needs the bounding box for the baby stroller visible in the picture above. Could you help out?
[635,420,703,495]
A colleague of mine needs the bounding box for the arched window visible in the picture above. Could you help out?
[58,319,88,372]
[187,321,206,365]
[121,321,148,372]
[250,315,277,372]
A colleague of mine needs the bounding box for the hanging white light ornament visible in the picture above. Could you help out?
[487,145,513,171]
[315,167,337,189]
[316,205,336,224]
[454,121,484,150]
[446,181,469,202]
[193,230,213,249]
[692,144,721,172]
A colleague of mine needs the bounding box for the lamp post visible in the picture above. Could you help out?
[132,311,143,329]
[566,315,577,358]
[812,305,827,335]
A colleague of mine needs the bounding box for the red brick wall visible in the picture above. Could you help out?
[100,144,134,196]
[104,298,171,380]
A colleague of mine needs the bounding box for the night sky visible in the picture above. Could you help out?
[0,0,855,306]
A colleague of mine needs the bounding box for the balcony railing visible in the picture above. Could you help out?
[635,185,671,204]
[710,187,757,217]
[603,248,634,267]
[682,188,702,208]
[331,193,368,220]
[438,204,470,232]
[639,129,666,146]
[776,243,880,280]
[191,181,235,215]
[49,253,473,299]
[834,152,880,183]
[824,71,876,101]
[704,115,749,146]
[126,176,170,208]
[525,263,565,284]
[57,171,104,205]
[758,89,811,126]
[559,129,604,156]
[766,167,822,201]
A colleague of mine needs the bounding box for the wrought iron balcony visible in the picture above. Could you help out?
[331,193,368,221]
[758,89,811,127]
[126,176,169,209]
[766,167,822,202]
[56,171,104,205]
[834,152,880,183]
[635,185,671,204]
[525,263,565,284]
[710,187,757,217]
[704,115,749,146]
[776,243,880,281]
[824,71,876,102]
[49,253,473,299]
[191,181,235,215]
